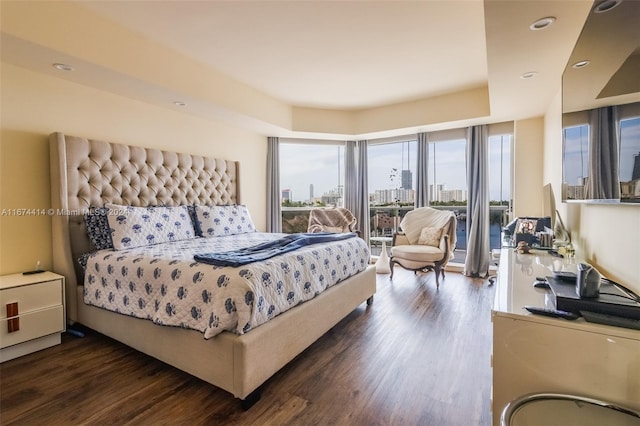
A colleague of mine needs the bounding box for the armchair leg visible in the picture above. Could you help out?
[389,259,395,279]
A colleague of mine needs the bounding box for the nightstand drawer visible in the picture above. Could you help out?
[0,280,63,319]
[0,305,65,348]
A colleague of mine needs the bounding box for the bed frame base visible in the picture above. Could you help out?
[76,265,376,402]
[240,389,262,410]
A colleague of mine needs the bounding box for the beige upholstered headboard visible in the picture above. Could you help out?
[49,132,240,322]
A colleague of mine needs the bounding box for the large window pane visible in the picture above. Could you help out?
[428,139,467,259]
[367,141,416,252]
[280,143,344,233]
[428,140,467,204]
[619,116,640,202]
[368,141,417,207]
[488,134,512,249]
[562,125,590,200]
[280,143,344,207]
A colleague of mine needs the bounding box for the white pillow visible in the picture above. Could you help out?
[418,226,443,247]
[195,205,256,237]
[106,204,195,250]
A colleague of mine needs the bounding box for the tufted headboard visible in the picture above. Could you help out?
[49,132,240,322]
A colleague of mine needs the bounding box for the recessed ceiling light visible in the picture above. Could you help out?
[173,101,186,107]
[572,60,590,69]
[529,16,556,31]
[520,72,539,79]
[594,0,622,13]
[53,63,74,72]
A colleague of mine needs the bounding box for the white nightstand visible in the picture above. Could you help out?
[0,271,66,362]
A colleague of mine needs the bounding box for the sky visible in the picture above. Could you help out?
[280,135,512,203]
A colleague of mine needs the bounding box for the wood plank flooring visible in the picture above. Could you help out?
[0,268,495,425]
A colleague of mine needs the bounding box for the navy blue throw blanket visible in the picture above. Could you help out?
[195,232,357,267]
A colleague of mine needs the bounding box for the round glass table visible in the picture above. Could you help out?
[501,393,640,426]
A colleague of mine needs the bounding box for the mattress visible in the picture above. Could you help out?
[83,232,370,338]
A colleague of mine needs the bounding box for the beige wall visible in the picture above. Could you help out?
[543,89,640,291]
[512,117,544,218]
[0,62,267,275]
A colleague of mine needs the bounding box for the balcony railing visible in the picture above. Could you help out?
[282,205,510,264]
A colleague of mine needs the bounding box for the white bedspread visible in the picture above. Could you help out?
[83,233,370,338]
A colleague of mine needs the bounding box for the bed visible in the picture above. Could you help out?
[49,132,376,407]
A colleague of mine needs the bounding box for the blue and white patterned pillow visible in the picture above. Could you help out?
[195,205,256,237]
[85,207,114,251]
[106,203,196,250]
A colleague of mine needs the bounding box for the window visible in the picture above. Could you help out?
[368,140,417,239]
[619,116,640,202]
[428,139,467,205]
[279,142,344,233]
[488,134,512,249]
[562,113,640,202]
[279,126,514,256]
[368,140,417,207]
[280,143,344,207]
[427,138,468,261]
[562,124,589,200]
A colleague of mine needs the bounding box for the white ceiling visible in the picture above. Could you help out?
[79,0,489,111]
[1,0,594,137]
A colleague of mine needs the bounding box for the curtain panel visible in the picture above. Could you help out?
[345,141,358,213]
[586,106,621,200]
[415,132,430,208]
[345,140,370,245]
[356,140,370,245]
[266,136,282,233]
[464,125,490,277]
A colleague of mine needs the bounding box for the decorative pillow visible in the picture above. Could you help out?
[195,205,256,237]
[418,226,443,247]
[106,203,196,250]
[84,207,113,251]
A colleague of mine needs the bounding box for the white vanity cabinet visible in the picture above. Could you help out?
[491,249,640,426]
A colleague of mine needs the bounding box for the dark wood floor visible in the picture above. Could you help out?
[0,268,494,425]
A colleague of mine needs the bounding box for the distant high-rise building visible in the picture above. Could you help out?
[401,169,412,190]
[309,184,314,200]
[439,189,466,202]
[429,184,445,201]
[321,189,342,207]
[372,188,414,205]
[281,189,292,203]
[632,152,640,180]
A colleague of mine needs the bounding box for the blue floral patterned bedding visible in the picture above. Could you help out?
[83,233,370,338]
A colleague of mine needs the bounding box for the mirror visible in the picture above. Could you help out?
[561,0,640,204]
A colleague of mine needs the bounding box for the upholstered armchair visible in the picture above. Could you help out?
[307,207,358,234]
[389,207,457,287]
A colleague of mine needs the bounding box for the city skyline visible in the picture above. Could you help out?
[280,136,512,204]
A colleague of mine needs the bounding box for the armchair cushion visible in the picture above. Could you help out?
[391,244,445,263]
[418,226,443,247]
